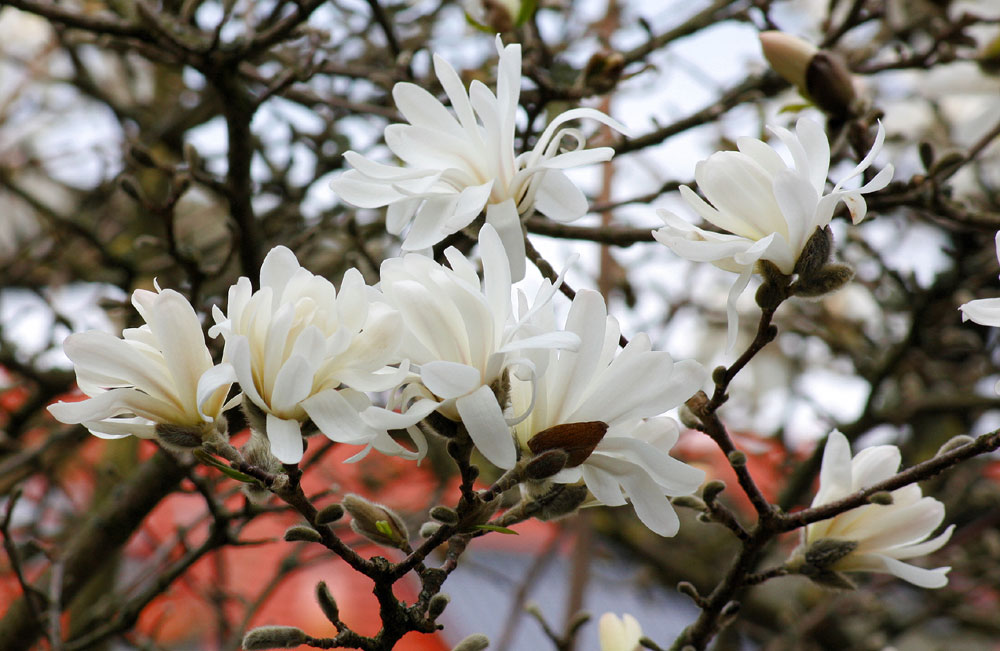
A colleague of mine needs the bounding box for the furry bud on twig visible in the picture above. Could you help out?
[429,506,460,525]
[242,625,307,649]
[702,480,726,503]
[428,593,450,621]
[316,503,345,525]
[284,525,322,543]
[315,581,340,625]
[451,633,490,651]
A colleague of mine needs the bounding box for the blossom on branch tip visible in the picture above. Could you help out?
[653,117,892,348]
[381,224,579,470]
[330,36,626,281]
[48,286,236,442]
[598,613,642,651]
[209,246,435,465]
[512,289,706,536]
[795,430,953,589]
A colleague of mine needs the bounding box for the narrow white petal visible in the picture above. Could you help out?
[301,389,380,446]
[813,430,853,506]
[534,170,589,223]
[456,385,516,469]
[270,355,315,414]
[960,297,1000,327]
[196,363,236,421]
[872,555,950,589]
[265,413,304,464]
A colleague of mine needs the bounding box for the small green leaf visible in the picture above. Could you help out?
[473,524,519,535]
[778,101,814,114]
[375,520,394,537]
[192,449,259,483]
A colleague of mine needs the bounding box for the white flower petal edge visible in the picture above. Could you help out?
[803,430,953,588]
[512,289,707,535]
[653,117,892,350]
[330,36,627,280]
[598,613,642,651]
[960,232,1000,327]
[209,245,428,464]
[382,224,580,469]
[48,287,235,442]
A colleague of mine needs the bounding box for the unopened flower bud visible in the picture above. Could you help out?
[315,581,340,624]
[527,421,608,468]
[677,581,702,603]
[451,633,490,651]
[678,404,702,430]
[936,435,974,457]
[671,495,707,511]
[155,423,207,450]
[342,494,410,549]
[760,31,817,91]
[428,592,451,620]
[727,450,747,467]
[867,491,893,505]
[119,176,146,204]
[284,525,322,543]
[792,263,854,298]
[702,480,726,503]
[429,506,460,525]
[316,503,345,524]
[719,600,741,625]
[804,537,859,570]
[794,227,833,277]
[534,483,589,521]
[760,31,857,117]
[582,50,626,93]
[524,449,570,480]
[242,625,307,649]
[420,522,442,538]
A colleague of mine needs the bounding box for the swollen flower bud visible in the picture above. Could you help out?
[284,525,322,543]
[451,633,490,651]
[316,503,346,525]
[428,592,451,621]
[760,31,858,117]
[315,581,340,625]
[242,625,307,650]
[342,494,410,549]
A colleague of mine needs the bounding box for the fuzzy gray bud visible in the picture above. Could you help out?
[428,593,450,621]
[315,581,339,624]
[451,633,490,651]
[678,404,702,430]
[534,483,589,521]
[867,491,893,505]
[316,503,345,525]
[727,450,747,468]
[284,525,322,543]
[702,480,726,503]
[429,506,460,525]
[671,495,707,511]
[420,522,442,538]
[792,263,854,298]
[242,625,307,649]
[794,227,833,277]
[937,435,974,457]
[155,423,207,450]
[804,538,859,570]
[524,449,570,480]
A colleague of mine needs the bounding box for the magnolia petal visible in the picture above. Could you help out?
[456,384,516,469]
[813,430,853,506]
[301,389,379,446]
[84,418,156,439]
[421,361,482,399]
[196,363,236,421]
[484,201,525,282]
[870,554,950,589]
[850,444,901,489]
[270,355,315,414]
[265,413,304,464]
[63,331,178,410]
[581,464,627,507]
[886,524,954,560]
[621,469,681,536]
[960,296,1000,327]
[534,169,589,223]
[851,498,945,553]
[725,270,753,353]
[392,82,463,135]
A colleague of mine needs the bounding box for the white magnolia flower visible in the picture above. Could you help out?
[960,232,1000,328]
[330,36,625,281]
[653,117,893,346]
[48,286,236,441]
[801,430,953,589]
[381,224,578,470]
[511,290,706,536]
[210,246,435,464]
[598,613,642,651]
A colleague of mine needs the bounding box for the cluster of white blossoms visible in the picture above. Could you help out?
[796,431,953,589]
[46,32,969,574]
